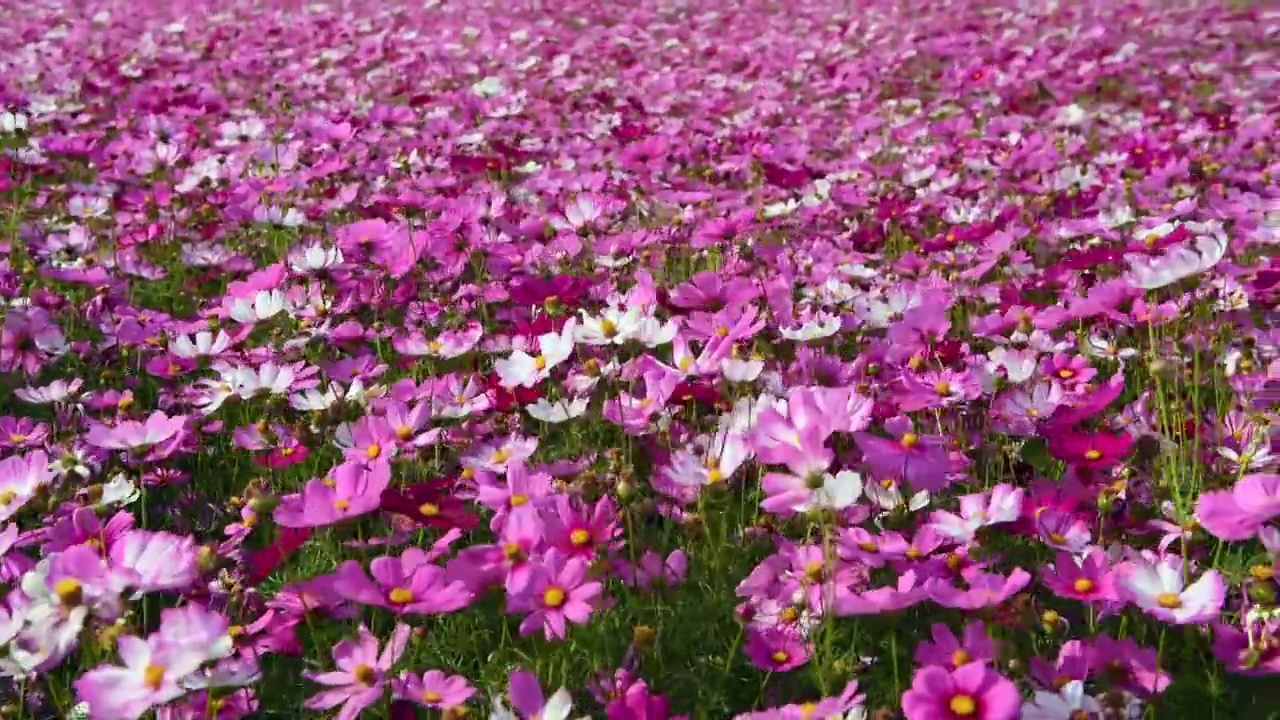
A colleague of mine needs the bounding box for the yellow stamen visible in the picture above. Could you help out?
[949,694,976,716]
[143,664,165,690]
[543,587,566,608]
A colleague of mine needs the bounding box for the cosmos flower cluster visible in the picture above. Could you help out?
[0,0,1275,718]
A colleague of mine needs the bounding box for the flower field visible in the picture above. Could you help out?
[0,0,1276,718]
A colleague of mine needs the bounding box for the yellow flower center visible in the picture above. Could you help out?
[53,578,83,606]
[900,432,919,449]
[281,446,296,456]
[1073,578,1095,594]
[395,425,413,441]
[321,476,336,488]
[388,587,414,604]
[510,494,529,507]
[715,326,730,337]
[543,586,566,608]
[333,499,350,511]
[1084,449,1102,461]
[949,694,976,716]
[934,380,952,396]
[143,663,165,690]
[779,607,800,623]
[418,502,440,517]
[771,650,790,664]
[570,529,591,546]
[679,357,693,371]
[502,542,523,562]
[0,490,17,505]
[424,690,443,703]
[707,468,724,483]
[8,433,25,444]
[803,561,825,582]
[428,340,444,353]
[353,663,376,685]
[906,546,922,559]
[858,542,878,553]
[1156,592,1182,609]
[951,649,972,666]
[1057,368,1075,379]
[1049,533,1067,545]
[491,449,510,464]
[1249,564,1275,582]
[534,355,547,370]
[600,319,618,338]
[366,443,382,459]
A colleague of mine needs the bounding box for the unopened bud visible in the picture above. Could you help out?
[632,625,656,650]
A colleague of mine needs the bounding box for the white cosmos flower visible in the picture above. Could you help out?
[170,330,233,359]
[289,244,344,273]
[226,290,290,324]
[525,397,588,423]
[575,306,641,345]
[1021,681,1103,720]
[495,319,576,389]
[1126,225,1227,289]
[778,312,841,341]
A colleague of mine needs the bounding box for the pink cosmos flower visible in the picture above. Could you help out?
[1116,556,1225,624]
[391,669,475,710]
[75,604,231,720]
[1040,353,1097,389]
[274,458,391,528]
[901,663,1021,720]
[304,624,410,720]
[854,419,953,493]
[1046,430,1133,470]
[928,485,1024,544]
[1040,549,1119,604]
[475,459,554,531]
[0,450,55,523]
[75,633,212,720]
[743,627,811,672]
[85,411,187,457]
[614,549,688,592]
[1196,472,1280,541]
[110,530,200,592]
[329,548,472,615]
[914,621,1000,670]
[46,508,135,554]
[0,523,36,582]
[931,568,1032,610]
[508,548,603,640]
[836,570,929,616]
[495,670,578,720]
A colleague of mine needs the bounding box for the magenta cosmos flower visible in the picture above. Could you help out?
[507,548,603,640]
[901,663,1021,720]
[274,458,391,528]
[304,624,410,720]
[1046,430,1133,470]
